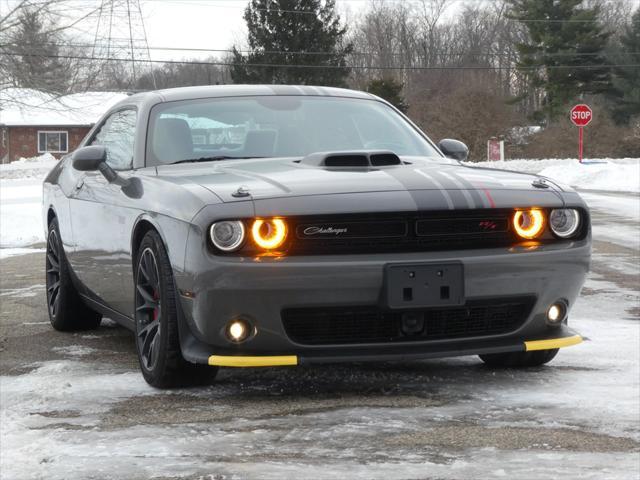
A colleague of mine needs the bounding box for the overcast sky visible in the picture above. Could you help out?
[3,0,469,62]
[127,0,371,61]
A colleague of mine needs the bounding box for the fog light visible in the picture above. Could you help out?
[547,303,566,325]
[226,319,252,343]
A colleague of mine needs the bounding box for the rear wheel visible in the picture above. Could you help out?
[46,218,102,331]
[134,230,217,388]
[479,349,559,368]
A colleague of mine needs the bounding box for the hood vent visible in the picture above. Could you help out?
[301,151,402,168]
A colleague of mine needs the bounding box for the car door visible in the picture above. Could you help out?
[67,108,139,316]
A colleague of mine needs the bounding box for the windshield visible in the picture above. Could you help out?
[147,95,442,165]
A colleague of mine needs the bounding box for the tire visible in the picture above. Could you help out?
[479,348,559,368]
[134,230,217,388]
[46,218,102,331]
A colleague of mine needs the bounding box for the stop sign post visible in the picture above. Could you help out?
[570,104,593,163]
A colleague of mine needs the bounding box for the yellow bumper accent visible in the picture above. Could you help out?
[208,355,298,367]
[524,335,583,351]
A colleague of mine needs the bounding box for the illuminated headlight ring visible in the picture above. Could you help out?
[252,218,288,250]
[513,209,545,240]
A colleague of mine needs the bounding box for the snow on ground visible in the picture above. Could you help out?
[0,270,638,480]
[581,192,640,250]
[0,153,58,180]
[0,154,55,251]
[472,158,640,193]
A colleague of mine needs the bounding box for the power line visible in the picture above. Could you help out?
[4,51,638,71]
[2,42,632,59]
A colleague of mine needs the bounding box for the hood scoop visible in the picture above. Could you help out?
[300,151,402,168]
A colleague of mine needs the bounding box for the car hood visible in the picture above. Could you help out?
[156,157,570,207]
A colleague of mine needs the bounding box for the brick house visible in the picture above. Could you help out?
[0,89,128,163]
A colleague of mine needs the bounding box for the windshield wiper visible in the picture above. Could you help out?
[171,156,265,164]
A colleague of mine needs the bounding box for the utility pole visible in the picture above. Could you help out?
[90,0,156,90]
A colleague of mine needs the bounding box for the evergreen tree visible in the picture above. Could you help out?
[231,0,353,86]
[366,78,408,113]
[3,8,72,93]
[509,0,612,122]
[609,9,640,124]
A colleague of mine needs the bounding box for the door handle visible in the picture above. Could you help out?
[75,179,84,191]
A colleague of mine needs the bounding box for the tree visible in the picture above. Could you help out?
[0,6,72,94]
[135,58,229,90]
[608,9,640,124]
[409,80,521,161]
[509,0,612,122]
[366,78,408,112]
[230,0,353,86]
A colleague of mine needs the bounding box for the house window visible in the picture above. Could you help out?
[38,131,68,153]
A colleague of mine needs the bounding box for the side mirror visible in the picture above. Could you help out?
[72,145,130,187]
[438,139,469,161]
[72,146,107,171]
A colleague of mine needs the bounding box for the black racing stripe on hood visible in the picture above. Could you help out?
[384,167,456,209]
[403,189,457,212]
[427,170,477,209]
[439,170,488,208]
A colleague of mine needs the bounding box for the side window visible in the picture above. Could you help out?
[90,109,136,170]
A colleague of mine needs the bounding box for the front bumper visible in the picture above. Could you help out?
[176,239,590,365]
[208,331,583,367]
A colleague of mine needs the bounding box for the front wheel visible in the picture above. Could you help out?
[479,349,559,368]
[134,230,217,388]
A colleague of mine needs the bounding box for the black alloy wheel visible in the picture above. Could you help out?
[135,247,163,371]
[46,229,62,318]
[133,230,217,388]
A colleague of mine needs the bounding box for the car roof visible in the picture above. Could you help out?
[119,85,379,110]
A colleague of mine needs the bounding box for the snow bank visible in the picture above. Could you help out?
[470,158,640,193]
[0,154,55,248]
[0,153,58,180]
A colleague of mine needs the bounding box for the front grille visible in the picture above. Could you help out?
[282,297,535,346]
[288,210,516,255]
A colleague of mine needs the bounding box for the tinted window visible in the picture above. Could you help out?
[91,109,136,170]
[147,96,442,165]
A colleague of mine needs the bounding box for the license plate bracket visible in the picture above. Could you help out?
[383,263,465,309]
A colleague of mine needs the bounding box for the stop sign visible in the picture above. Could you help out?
[570,104,593,127]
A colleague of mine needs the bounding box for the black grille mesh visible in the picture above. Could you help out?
[289,210,516,255]
[282,297,534,345]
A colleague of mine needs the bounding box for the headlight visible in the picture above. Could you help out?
[549,209,581,238]
[210,220,245,252]
[513,209,545,239]
[251,218,287,250]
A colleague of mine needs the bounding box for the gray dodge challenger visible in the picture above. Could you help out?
[43,85,590,388]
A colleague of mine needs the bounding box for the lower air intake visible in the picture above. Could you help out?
[282,297,535,345]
